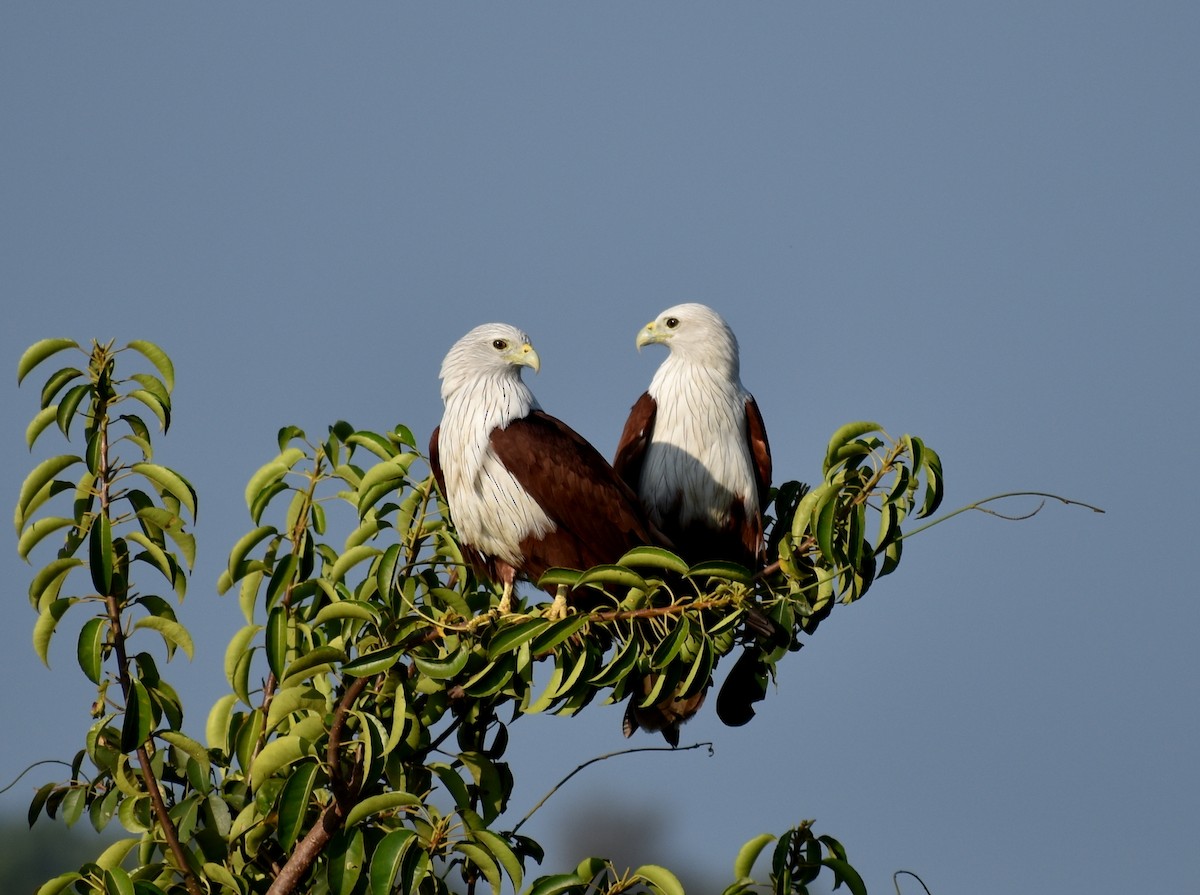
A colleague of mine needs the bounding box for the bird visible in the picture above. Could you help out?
[614,302,776,743]
[429,322,658,621]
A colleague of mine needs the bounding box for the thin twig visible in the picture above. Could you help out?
[0,760,76,794]
[510,741,713,836]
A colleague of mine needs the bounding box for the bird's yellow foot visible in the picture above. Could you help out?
[543,585,572,621]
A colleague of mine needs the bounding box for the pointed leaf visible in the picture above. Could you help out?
[132,615,195,660]
[16,455,82,532]
[824,421,882,472]
[525,873,589,895]
[634,864,684,895]
[131,463,196,520]
[249,734,318,791]
[822,858,867,895]
[33,598,76,665]
[574,564,648,591]
[734,833,776,880]
[89,513,113,593]
[120,678,153,751]
[277,760,320,851]
[205,694,239,751]
[17,516,75,560]
[369,829,417,895]
[25,405,60,450]
[124,340,175,391]
[342,643,404,677]
[617,546,690,574]
[343,791,422,829]
[77,617,108,684]
[18,338,79,385]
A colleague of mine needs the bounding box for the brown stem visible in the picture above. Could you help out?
[266,674,371,895]
[94,369,203,895]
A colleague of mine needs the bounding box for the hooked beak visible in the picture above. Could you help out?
[635,321,662,352]
[514,342,541,373]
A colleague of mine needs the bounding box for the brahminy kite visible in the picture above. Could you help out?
[429,322,657,620]
[615,303,775,742]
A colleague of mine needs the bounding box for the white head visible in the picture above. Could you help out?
[439,322,541,402]
[636,303,741,379]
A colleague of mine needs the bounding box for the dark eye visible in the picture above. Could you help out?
[665,317,680,329]
[492,339,508,350]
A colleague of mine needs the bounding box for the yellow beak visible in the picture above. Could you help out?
[514,343,541,373]
[635,321,661,351]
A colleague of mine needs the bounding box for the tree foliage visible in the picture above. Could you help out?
[15,338,948,895]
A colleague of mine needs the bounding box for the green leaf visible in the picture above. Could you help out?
[347,430,399,461]
[17,515,75,560]
[39,367,85,412]
[528,614,590,655]
[457,842,503,893]
[202,862,242,894]
[574,564,648,591]
[126,531,182,593]
[824,421,882,472]
[461,655,516,698]
[265,605,289,679]
[280,645,348,687]
[473,828,525,892]
[535,568,582,589]
[244,449,304,512]
[343,791,422,829]
[488,618,551,660]
[18,338,79,385]
[127,388,170,431]
[132,615,195,661]
[120,679,153,751]
[89,513,113,594]
[822,858,867,895]
[312,600,380,627]
[617,545,690,574]
[103,867,136,895]
[815,491,839,564]
[249,733,318,791]
[125,340,175,391]
[411,644,469,680]
[205,693,239,751]
[25,405,60,450]
[686,560,753,584]
[524,873,588,895]
[28,556,84,610]
[342,644,404,677]
[327,828,366,895]
[56,383,92,439]
[15,454,82,533]
[650,618,690,669]
[158,730,211,780]
[634,864,684,895]
[77,617,108,684]
[369,828,417,895]
[277,760,319,851]
[94,837,139,871]
[131,463,197,520]
[265,684,327,731]
[734,833,776,880]
[224,525,277,582]
[918,444,945,518]
[33,598,76,665]
[328,544,383,582]
[224,624,262,699]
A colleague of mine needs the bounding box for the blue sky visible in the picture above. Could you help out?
[2,3,1196,892]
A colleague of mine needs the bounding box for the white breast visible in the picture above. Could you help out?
[641,363,757,529]
[438,379,555,566]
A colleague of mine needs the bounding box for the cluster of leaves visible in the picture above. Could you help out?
[15,339,947,895]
